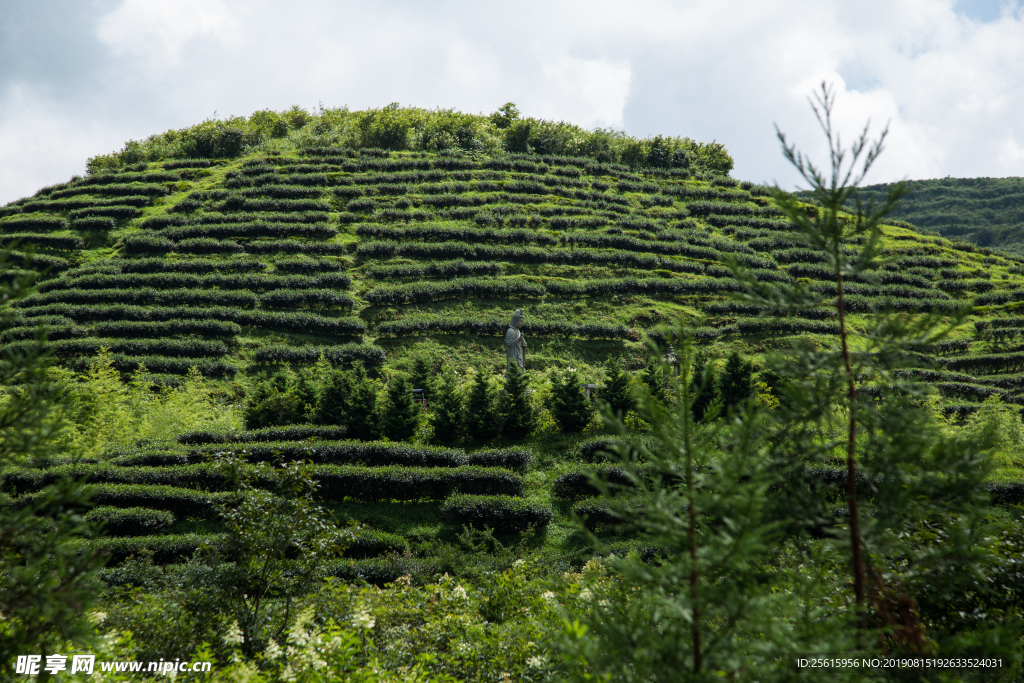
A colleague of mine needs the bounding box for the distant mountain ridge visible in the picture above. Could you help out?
[850,177,1024,256]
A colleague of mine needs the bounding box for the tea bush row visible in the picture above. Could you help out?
[176,425,349,445]
[49,183,171,199]
[94,257,269,274]
[141,211,329,228]
[66,354,238,378]
[315,465,523,501]
[84,506,175,537]
[32,336,229,359]
[0,234,85,251]
[252,343,386,366]
[185,441,531,472]
[37,271,351,294]
[160,222,338,241]
[372,318,631,339]
[91,319,242,338]
[18,303,366,335]
[368,260,502,279]
[356,241,706,273]
[441,494,553,533]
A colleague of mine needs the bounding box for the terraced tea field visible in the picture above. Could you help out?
[5,144,1024,576]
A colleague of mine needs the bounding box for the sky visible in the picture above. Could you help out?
[1,0,1023,205]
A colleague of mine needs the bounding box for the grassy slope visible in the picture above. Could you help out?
[5,140,1024,576]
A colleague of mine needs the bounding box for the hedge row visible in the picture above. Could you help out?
[571,498,644,530]
[176,425,348,445]
[68,206,141,220]
[702,302,837,320]
[356,240,705,273]
[245,240,347,255]
[552,465,636,499]
[84,506,175,537]
[74,171,180,186]
[5,463,264,494]
[67,354,238,378]
[238,184,326,199]
[123,235,244,256]
[38,271,351,294]
[372,318,631,340]
[5,251,71,272]
[86,533,216,566]
[251,344,386,366]
[723,318,840,336]
[364,276,743,305]
[368,260,502,279]
[273,257,344,274]
[99,257,268,274]
[213,198,331,213]
[37,337,229,359]
[315,465,523,501]
[18,287,260,308]
[0,216,68,231]
[260,288,354,309]
[0,324,89,343]
[141,212,330,228]
[52,183,170,199]
[441,495,552,533]
[943,352,1024,374]
[162,222,338,241]
[0,234,85,251]
[355,224,559,246]
[14,484,237,517]
[71,217,117,231]
[18,304,366,335]
[185,441,530,472]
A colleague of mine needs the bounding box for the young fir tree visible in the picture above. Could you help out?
[464,368,501,444]
[549,369,594,434]
[718,350,753,412]
[559,331,808,680]
[376,373,419,442]
[640,357,664,403]
[599,357,633,418]
[500,363,535,439]
[430,369,464,446]
[689,351,718,422]
[739,82,1011,652]
[558,84,1018,679]
[409,355,434,402]
[345,363,377,441]
[313,368,351,426]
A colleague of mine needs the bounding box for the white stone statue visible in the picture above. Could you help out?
[505,309,527,374]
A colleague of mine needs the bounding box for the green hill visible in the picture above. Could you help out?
[5,104,1024,579]
[850,177,1024,256]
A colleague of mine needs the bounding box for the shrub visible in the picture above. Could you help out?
[552,465,634,499]
[17,287,259,308]
[87,533,218,566]
[68,206,140,220]
[441,494,552,533]
[176,425,348,445]
[71,217,116,231]
[91,319,242,338]
[251,344,386,366]
[84,506,175,536]
[273,257,344,274]
[259,288,354,309]
[0,234,85,251]
[314,465,523,501]
[344,529,409,559]
[0,217,68,231]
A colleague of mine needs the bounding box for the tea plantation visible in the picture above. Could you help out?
[5,113,1024,586]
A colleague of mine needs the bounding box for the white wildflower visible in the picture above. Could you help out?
[351,608,375,630]
[541,591,556,602]
[579,588,593,601]
[224,620,245,646]
[265,639,283,660]
[451,585,468,600]
[527,655,548,668]
[512,559,526,568]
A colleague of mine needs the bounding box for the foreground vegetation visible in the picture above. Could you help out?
[4,92,1024,680]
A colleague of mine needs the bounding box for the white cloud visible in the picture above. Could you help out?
[2,0,1024,205]
[96,0,237,67]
